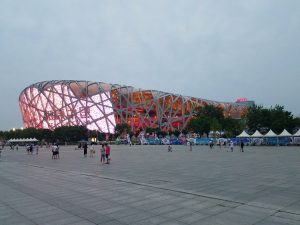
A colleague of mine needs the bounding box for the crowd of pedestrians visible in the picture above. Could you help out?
[1,139,247,164]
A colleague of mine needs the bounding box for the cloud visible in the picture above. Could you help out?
[0,0,300,130]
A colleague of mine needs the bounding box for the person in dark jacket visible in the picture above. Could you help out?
[83,142,88,157]
[240,141,244,152]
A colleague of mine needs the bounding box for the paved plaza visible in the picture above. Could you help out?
[0,145,300,225]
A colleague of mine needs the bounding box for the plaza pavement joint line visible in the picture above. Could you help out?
[4,160,300,218]
[22,161,300,217]
[23,162,244,204]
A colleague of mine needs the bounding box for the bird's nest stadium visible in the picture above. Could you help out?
[19,80,248,133]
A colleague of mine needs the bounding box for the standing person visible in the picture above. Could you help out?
[105,143,111,164]
[83,142,87,157]
[52,143,59,159]
[35,145,39,155]
[26,144,29,154]
[230,141,234,152]
[89,144,95,158]
[100,144,106,164]
[168,145,172,152]
[29,144,33,154]
[127,134,132,146]
[240,141,244,152]
[189,141,192,151]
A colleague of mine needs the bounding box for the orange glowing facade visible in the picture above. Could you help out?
[19,80,248,133]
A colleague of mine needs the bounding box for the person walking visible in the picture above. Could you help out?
[35,144,39,155]
[189,141,192,151]
[83,142,88,157]
[29,144,33,154]
[230,141,234,152]
[100,144,106,164]
[240,141,244,152]
[105,143,111,164]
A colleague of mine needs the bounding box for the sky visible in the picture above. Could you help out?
[0,0,300,131]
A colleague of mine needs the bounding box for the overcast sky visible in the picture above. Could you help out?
[0,0,299,131]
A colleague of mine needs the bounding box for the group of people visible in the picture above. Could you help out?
[26,144,39,154]
[167,140,245,153]
[83,143,111,164]
[51,143,59,159]
[209,139,245,152]
[51,142,111,164]
[226,141,244,152]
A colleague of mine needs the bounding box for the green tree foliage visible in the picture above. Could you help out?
[114,123,131,138]
[187,104,249,137]
[54,126,88,142]
[245,105,295,133]
[145,127,167,137]
[187,117,210,136]
[294,117,300,128]
[210,118,221,134]
[195,105,224,121]
[169,129,181,137]
[187,105,224,136]
[222,117,246,137]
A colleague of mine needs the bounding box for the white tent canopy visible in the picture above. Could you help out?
[236,131,251,138]
[251,130,264,138]
[264,129,277,137]
[8,138,39,142]
[278,129,293,137]
[293,129,300,137]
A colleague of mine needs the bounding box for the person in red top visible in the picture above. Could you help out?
[105,143,111,164]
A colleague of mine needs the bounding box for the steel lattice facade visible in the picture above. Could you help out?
[19,80,248,133]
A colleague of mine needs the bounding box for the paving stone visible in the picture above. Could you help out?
[1,145,300,225]
[118,212,153,224]
[177,212,210,224]
[132,216,169,225]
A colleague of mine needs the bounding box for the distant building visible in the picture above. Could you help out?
[19,80,250,133]
[235,97,255,107]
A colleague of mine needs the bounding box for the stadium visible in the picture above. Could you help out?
[19,80,249,133]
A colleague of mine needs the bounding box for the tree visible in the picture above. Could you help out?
[210,118,221,137]
[245,105,296,134]
[195,105,224,121]
[187,105,225,136]
[294,117,300,128]
[187,117,210,136]
[114,123,131,138]
[54,126,87,143]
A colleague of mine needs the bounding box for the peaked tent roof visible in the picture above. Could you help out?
[236,131,250,138]
[251,130,264,138]
[293,129,300,137]
[278,129,292,137]
[264,129,277,137]
[8,138,39,142]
